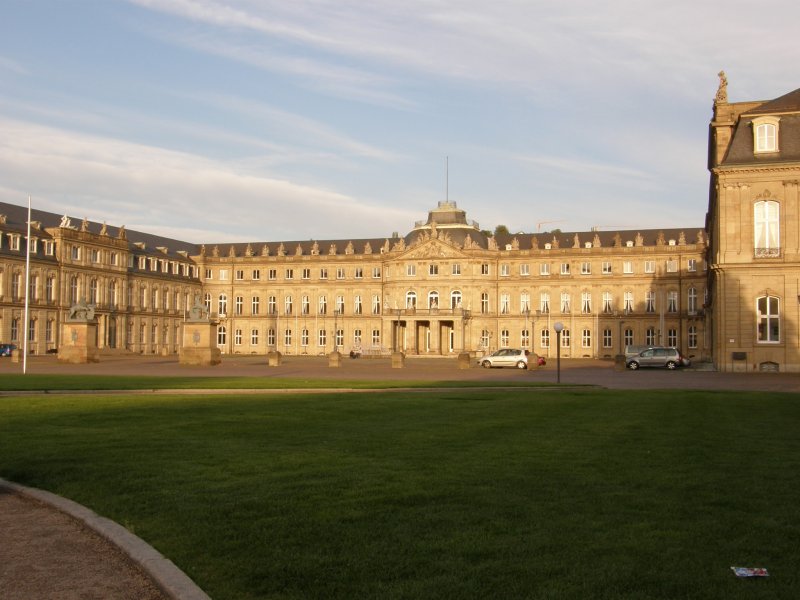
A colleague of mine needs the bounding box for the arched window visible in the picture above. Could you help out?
[406,291,417,308]
[757,296,780,343]
[754,200,779,257]
[217,325,226,345]
[428,291,439,309]
[451,290,462,309]
[218,293,227,315]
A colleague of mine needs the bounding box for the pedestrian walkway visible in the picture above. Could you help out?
[0,480,210,600]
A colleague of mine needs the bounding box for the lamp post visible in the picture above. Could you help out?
[554,321,564,383]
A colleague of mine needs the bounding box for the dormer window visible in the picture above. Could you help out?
[753,117,779,153]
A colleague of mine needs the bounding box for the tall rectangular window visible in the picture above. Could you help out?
[602,328,612,348]
[754,200,780,257]
[757,296,780,343]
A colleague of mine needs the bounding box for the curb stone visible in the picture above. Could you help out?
[0,478,211,600]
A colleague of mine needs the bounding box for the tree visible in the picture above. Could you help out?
[494,225,510,237]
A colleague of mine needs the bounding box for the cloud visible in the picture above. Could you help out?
[0,118,414,242]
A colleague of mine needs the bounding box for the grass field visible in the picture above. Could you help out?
[1,387,798,599]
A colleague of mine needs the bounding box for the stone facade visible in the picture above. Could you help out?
[707,75,800,372]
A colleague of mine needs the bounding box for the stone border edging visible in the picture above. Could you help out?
[0,478,211,600]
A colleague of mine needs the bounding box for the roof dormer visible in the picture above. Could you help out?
[752,116,780,154]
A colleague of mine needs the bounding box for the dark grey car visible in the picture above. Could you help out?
[626,347,690,370]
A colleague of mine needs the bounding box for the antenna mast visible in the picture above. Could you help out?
[446,156,449,202]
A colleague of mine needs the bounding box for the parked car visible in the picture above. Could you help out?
[626,347,691,370]
[478,348,529,369]
[0,343,17,357]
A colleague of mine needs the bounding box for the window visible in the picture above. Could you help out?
[371,329,380,346]
[268,328,276,347]
[218,294,227,315]
[285,269,293,280]
[521,328,530,348]
[581,292,591,314]
[46,319,54,343]
[500,329,509,347]
[688,325,698,348]
[219,269,228,281]
[11,318,19,341]
[540,329,550,349]
[236,269,244,280]
[623,261,633,274]
[284,295,293,315]
[666,260,677,273]
[252,296,260,315]
[353,329,362,347]
[319,268,328,280]
[687,259,696,272]
[234,329,242,346]
[299,295,309,315]
[480,329,490,349]
[560,263,570,275]
[646,327,656,346]
[251,329,259,345]
[268,269,277,280]
[301,328,309,348]
[645,291,656,313]
[602,329,612,348]
[284,329,292,347]
[235,296,243,315]
[429,264,439,276]
[757,296,780,343]
[560,292,570,314]
[11,273,21,299]
[667,328,677,347]
[452,263,461,276]
[428,291,439,309]
[217,325,227,346]
[204,293,211,311]
[335,329,344,348]
[372,294,381,315]
[644,260,655,274]
[252,269,260,280]
[581,262,591,275]
[602,261,612,275]
[624,291,634,313]
[582,329,592,348]
[44,240,55,255]
[754,200,780,257]
[70,276,79,304]
[354,295,363,314]
[268,296,277,315]
[481,264,490,275]
[481,292,489,314]
[91,249,100,263]
[406,264,416,276]
[520,264,529,276]
[319,295,328,315]
[540,292,550,314]
[540,263,550,276]
[500,264,510,277]
[520,293,531,313]
[754,119,778,153]
[71,245,81,261]
[373,267,381,279]
[667,291,678,313]
[355,267,363,279]
[561,329,570,348]
[687,287,698,314]
[624,328,634,347]
[302,268,311,280]
[500,293,510,314]
[602,292,613,314]
[451,290,463,309]
[46,276,55,302]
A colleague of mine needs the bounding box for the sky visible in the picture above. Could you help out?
[1,0,799,244]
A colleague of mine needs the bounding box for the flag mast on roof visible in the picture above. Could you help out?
[23,195,31,375]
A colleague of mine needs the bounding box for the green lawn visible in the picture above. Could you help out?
[1,388,798,599]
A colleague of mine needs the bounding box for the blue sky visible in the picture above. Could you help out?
[1,0,798,243]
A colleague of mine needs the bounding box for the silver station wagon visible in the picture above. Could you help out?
[478,348,529,369]
[626,347,691,370]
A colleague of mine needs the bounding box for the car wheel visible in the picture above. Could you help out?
[666,361,677,370]
[481,360,492,369]
[627,361,639,370]
[516,361,527,369]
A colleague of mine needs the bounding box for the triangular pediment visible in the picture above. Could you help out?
[395,237,467,260]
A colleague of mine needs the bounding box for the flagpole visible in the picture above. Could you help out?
[23,195,32,374]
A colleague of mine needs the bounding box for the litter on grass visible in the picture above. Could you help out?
[731,567,769,577]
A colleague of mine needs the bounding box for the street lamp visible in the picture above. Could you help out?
[554,321,564,383]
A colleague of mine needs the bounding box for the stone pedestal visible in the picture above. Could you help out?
[328,351,342,368]
[179,322,221,366]
[11,349,21,363]
[528,353,540,370]
[614,354,626,371]
[458,352,471,370]
[391,351,405,369]
[267,351,282,367]
[58,321,100,364]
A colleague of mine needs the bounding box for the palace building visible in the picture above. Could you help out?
[1,77,797,371]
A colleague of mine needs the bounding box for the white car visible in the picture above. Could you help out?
[478,348,529,369]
